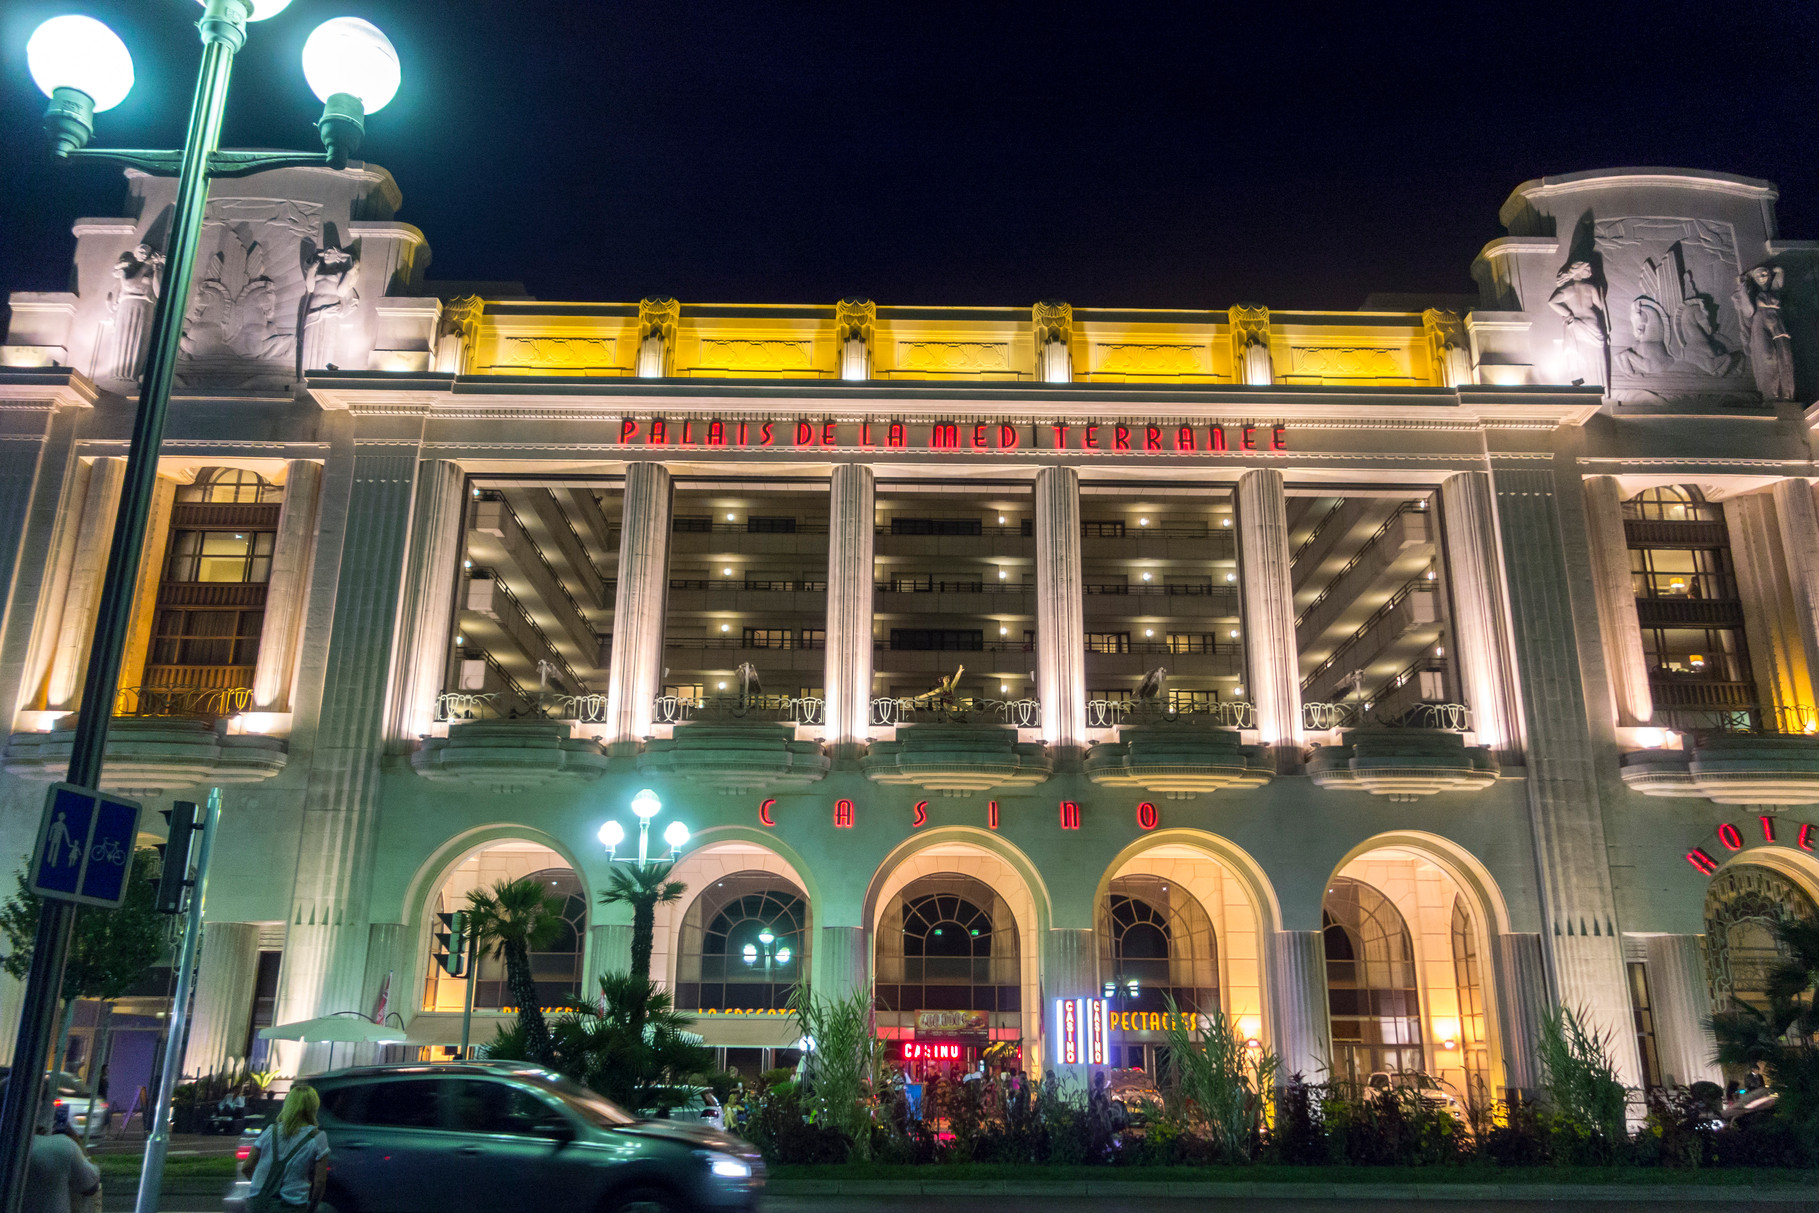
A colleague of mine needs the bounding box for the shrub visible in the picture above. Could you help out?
[1158,997,1278,1162]
[1535,1005,1630,1151]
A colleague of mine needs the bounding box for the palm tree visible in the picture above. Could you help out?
[599,862,688,985]
[1710,916,1819,1131]
[465,876,566,1064]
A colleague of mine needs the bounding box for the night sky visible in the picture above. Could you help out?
[2,0,1814,312]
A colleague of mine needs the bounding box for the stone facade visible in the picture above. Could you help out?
[5,166,1819,1094]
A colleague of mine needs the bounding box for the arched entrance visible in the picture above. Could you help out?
[674,873,811,1012]
[422,840,587,1015]
[1705,863,1819,1013]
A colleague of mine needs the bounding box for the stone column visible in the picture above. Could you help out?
[1438,472,1526,761]
[45,456,125,709]
[1771,478,1819,704]
[252,461,324,713]
[1647,934,1722,1088]
[1582,476,1653,728]
[1268,930,1330,1081]
[1489,462,1643,1087]
[383,461,465,742]
[183,923,260,1077]
[117,472,178,693]
[823,464,875,750]
[1236,469,1300,748]
[814,926,870,1003]
[273,426,426,1072]
[587,923,632,989]
[1034,467,1086,753]
[605,463,672,751]
[1726,492,1813,727]
[1043,927,1098,1071]
[1489,931,1547,1093]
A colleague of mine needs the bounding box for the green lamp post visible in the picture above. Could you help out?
[3,4,401,1208]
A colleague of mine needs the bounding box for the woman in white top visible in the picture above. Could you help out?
[242,1083,331,1211]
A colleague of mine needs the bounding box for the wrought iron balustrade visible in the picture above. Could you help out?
[115,685,252,719]
[869,696,1041,727]
[1085,699,1254,729]
[1301,700,1473,732]
[654,694,825,726]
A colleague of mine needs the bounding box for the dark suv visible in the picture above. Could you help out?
[235,1062,762,1213]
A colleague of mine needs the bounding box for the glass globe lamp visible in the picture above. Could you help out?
[663,821,690,851]
[301,17,401,163]
[597,820,625,852]
[630,789,662,820]
[28,16,134,154]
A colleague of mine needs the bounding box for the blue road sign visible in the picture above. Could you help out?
[30,783,142,908]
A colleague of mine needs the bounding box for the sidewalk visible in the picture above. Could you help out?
[768,1177,1819,1202]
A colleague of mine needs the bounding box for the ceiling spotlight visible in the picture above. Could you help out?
[720,623,731,632]
[1221,518,1231,527]
[1226,572,1236,581]
[1141,572,1152,581]
[726,512,735,521]
[723,567,733,576]
[1229,629,1239,638]
[1139,517,1149,526]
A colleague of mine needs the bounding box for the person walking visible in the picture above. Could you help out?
[240,1084,330,1212]
[24,1085,100,1213]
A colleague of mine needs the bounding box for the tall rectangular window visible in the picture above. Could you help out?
[1627,961,1661,1089]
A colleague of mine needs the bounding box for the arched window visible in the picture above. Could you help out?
[424,846,586,1015]
[1622,484,1716,522]
[1323,876,1423,1082]
[1096,875,1219,1016]
[675,873,809,1011]
[1449,896,1489,1098]
[876,874,1019,1014]
[1705,865,1819,1012]
[177,467,283,504]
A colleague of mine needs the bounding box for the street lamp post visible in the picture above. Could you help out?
[3,4,401,1207]
[741,928,792,988]
[598,788,690,866]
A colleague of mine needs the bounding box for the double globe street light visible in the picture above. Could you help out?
[5,4,401,1212]
[599,788,692,866]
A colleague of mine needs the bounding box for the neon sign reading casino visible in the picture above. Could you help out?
[613,419,1290,453]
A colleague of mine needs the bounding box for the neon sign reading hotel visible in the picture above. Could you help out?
[613,419,1290,453]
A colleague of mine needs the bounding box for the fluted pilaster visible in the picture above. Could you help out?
[383,461,464,741]
[605,463,673,750]
[1439,472,1526,759]
[1043,926,1098,1069]
[587,923,632,989]
[118,473,178,692]
[814,926,870,1002]
[1269,930,1330,1081]
[1236,469,1299,746]
[1771,478,1819,702]
[1726,493,1813,726]
[823,464,875,748]
[1035,467,1085,751]
[1489,931,1546,1092]
[253,461,324,712]
[182,922,261,1077]
[1582,476,1653,727]
[46,457,124,709]
[1647,934,1722,1088]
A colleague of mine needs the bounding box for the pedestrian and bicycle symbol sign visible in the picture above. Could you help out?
[30,783,141,907]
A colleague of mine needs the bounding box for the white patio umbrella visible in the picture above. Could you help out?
[259,1014,407,1070]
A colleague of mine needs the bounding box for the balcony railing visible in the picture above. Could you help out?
[115,685,252,719]
[654,695,825,726]
[870,696,1041,728]
[1302,700,1473,732]
[669,578,828,592]
[1085,699,1254,729]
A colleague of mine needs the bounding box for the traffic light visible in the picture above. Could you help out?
[434,910,467,976]
[154,801,199,914]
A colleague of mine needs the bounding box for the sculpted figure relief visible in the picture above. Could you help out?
[181,232,287,362]
[102,243,165,381]
[1614,246,1740,379]
[1734,264,1795,400]
[298,245,359,375]
[1547,260,1610,386]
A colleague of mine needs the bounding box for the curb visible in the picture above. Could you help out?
[767,1179,1819,1201]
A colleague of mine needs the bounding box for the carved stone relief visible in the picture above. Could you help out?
[1091,344,1211,375]
[99,243,165,382]
[896,341,1011,373]
[1547,259,1610,387]
[176,198,321,384]
[1033,300,1073,383]
[1596,217,1750,400]
[1289,347,1403,378]
[1228,304,1273,385]
[1735,264,1795,401]
[636,297,680,378]
[298,244,360,376]
[696,339,815,371]
[835,297,875,380]
[491,336,618,371]
[1422,308,1472,388]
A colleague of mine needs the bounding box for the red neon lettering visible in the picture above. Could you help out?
[1175,425,1195,451]
[860,423,874,447]
[1242,425,1257,450]
[796,422,815,446]
[1272,425,1288,451]
[913,800,929,828]
[1803,823,1816,852]
[931,423,959,449]
[1051,424,1071,449]
[649,419,668,445]
[1084,425,1099,449]
[1719,822,1745,851]
[706,420,726,447]
[758,798,776,827]
[987,800,999,830]
[1136,801,1158,831]
[620,419,638,443]
[972,424,989,448]
[1761,815,1778,842]
[1144,426,1162,451]
[1686,848,1719,874]
[1060,800,1081,830]
[999,424,1019,449]
[1114,425,1131,451]
[759,422,774,446]
[834,798,855,828]
[737,422,748,445]
[681,420,695,445]
[822,421,838,446]
[888,422,906,447]
[1210,427,1227,451]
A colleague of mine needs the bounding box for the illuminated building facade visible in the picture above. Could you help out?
[4,165,1819,1094]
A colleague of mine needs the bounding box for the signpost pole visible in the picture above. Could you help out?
[459,932,478,1059]
[133,788,219,1213]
